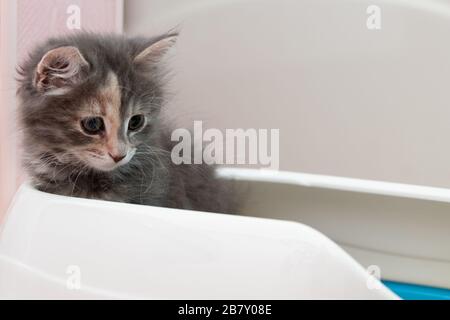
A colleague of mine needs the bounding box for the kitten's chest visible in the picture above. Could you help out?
[66,174,130,203]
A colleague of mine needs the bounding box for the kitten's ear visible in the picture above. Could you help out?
[133,34,178,65]
[34,46,89,95]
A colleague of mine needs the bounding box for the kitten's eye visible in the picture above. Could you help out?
[81,117,105,135]
[128,115,145,131]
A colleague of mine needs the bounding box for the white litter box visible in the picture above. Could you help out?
[220,168,450,292]
[123,0,450,297]
[0,168,397,299]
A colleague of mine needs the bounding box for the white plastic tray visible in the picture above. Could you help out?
[0,180,396,299]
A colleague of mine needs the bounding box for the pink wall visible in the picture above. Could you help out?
[17,0,123,61]
[0,0,18,224]
[0,0,122,222]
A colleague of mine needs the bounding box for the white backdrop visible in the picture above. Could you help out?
[125,0,450,188]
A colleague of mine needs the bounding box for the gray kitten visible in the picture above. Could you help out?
[17,32,235,213]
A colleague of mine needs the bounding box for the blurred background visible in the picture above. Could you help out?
[2,0,450,218]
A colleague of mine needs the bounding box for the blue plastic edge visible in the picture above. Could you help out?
[383,280,450,300]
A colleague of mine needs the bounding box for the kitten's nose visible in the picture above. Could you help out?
[109,153,126,163]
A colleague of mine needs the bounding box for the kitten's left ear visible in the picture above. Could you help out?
[34,46,89,95]
[133,34,178,65]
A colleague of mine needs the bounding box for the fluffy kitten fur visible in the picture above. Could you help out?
[17,33,235,213]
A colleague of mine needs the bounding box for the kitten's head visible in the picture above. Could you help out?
[17,33,177,173]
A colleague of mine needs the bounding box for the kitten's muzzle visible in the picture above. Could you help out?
[109,153,126,163]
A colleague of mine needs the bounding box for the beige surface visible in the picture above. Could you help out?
[126,0,450,188]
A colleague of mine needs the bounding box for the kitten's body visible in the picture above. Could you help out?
[17,33,235,213]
